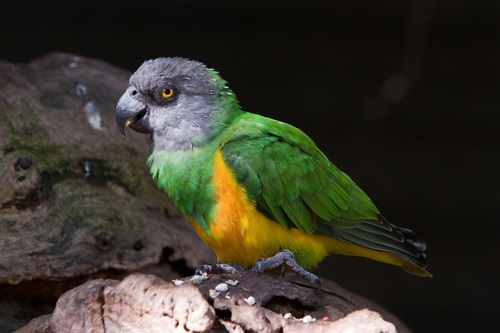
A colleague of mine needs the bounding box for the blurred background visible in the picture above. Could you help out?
[1,0,498,332]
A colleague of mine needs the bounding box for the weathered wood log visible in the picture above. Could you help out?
[15,272,398,333]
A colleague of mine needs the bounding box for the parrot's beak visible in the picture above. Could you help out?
[116,87,151,137]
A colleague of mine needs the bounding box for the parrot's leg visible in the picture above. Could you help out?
[195,263,246,276]
[252,250,321,290]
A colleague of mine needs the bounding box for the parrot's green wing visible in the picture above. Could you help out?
[221,113,427,266]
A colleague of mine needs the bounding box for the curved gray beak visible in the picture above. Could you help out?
[115,87,151,137]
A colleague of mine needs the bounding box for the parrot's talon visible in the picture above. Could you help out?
[195,263,245,276]
[251,250,322,290]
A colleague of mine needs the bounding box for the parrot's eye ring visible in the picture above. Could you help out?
[162,87,174,98]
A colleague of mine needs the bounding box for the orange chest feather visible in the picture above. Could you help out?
[191,150,251,251]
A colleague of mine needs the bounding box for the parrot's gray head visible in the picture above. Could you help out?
[116,57,236,151]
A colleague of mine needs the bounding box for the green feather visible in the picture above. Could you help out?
[281,198,316,233]
[261,162,285,208]
[301,192,336,220]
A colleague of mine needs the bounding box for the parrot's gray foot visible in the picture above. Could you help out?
[252,250,321,290]
[195,263,246,276]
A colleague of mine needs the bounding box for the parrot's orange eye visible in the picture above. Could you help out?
[162,87,174,98]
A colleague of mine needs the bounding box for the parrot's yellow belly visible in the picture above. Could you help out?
[191,150,418,272]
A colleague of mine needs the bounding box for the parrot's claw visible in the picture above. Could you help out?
[252,250,321,290]
[195,263,246,276]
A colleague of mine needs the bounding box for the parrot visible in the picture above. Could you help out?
[116,57,431,287]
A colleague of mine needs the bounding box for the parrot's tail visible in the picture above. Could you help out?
[324,215,432,277]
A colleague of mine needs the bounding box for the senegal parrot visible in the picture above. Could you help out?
[116,57,431,287]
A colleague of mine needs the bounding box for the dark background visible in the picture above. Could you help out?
[1,0,498,332]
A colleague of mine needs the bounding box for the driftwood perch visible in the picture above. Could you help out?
[16,272,397,333]
[1,54,411,332]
